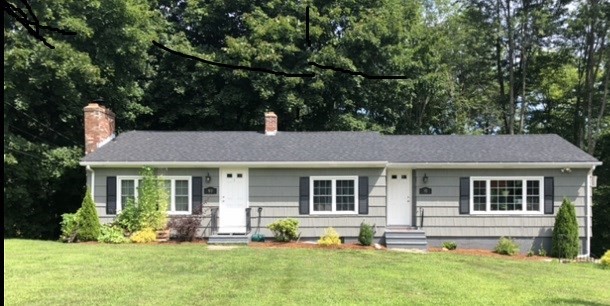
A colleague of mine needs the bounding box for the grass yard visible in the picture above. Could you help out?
[4,240,609,305]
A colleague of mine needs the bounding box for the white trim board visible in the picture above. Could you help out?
[81,161,600,168]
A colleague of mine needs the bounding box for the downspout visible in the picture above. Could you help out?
[583,166,595,258]
[86,165,95,201]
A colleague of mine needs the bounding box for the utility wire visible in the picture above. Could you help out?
[8,124,50,144]
[5,147,44,161]
[5,102,80,146]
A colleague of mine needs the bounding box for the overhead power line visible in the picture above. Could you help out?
[5,102,80,146]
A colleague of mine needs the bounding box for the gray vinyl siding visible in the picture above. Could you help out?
[415,168,590,252]
[249,168,386,239]
[88,167,220,236]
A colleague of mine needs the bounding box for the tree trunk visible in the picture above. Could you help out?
[496,0,508,132]
[518,0,528,134]
[506,0,516,134]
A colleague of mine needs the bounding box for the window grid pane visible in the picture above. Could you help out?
[526,180,540,211]
[336,180,355,211]
[121,180,135,207]
[490,180,523,211]
[174,180,189,211]
[473,180,487,211]
[313,180,332,211]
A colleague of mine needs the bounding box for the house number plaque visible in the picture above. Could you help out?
[204,187,217,195]
[419,187,432,195]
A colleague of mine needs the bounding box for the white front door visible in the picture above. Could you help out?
[387,170,412,226]
[219,168,249,233]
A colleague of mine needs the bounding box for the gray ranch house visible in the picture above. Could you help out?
[80,102,601,255]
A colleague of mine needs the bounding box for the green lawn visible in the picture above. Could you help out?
[4,240,609,305]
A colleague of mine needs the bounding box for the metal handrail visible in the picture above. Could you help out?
[210,207,219,235]
[245,208,252,233]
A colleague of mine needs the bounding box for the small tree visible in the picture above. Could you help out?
[77,189,101,241]
[136,167,169,231]
[552,198,580,259]
[358,222,375,246]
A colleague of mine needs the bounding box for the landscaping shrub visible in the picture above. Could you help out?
[77,189,101,241]
[538,248,547,257]
[59,189,100,242]
[358,222,375,246]
[136,167,169,231]
[169,216,202,241]
[59,213,80,242]
[601,251,610,269]
[551,199,579,259]
[494,237,520,256]
[115,167,169,234]
[267,218,300,242]
[130,228,156,243]
[552,198,580,259]
[116,198,140,234]
[318,227,341,246]
[442,241,457,250]
[97,224,129,244]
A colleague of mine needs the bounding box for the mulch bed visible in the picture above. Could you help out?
[82,239,558,261]
[428,247,551,261]
[249,241,380,250]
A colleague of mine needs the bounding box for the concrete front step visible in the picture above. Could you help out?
[208,233,251,245]
[384,227,428,251]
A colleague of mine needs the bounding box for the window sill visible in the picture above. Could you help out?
[308,212,359,216]
[468,212,545,216]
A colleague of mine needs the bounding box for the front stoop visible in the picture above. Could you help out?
[208,233,251,245]
[384,226,428,251]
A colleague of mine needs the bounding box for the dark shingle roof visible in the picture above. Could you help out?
[81,131,599,164]
[384,134,599,163]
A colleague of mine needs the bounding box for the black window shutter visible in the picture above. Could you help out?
[459,177,470,214]
[106,176,117,215]
[299,177,309,215]
[192,177,203,215]
[358,176,369,215]
[544,177,554,215]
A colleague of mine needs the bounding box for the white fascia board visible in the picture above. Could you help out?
[387,162,602,169]
[79,161,389,168]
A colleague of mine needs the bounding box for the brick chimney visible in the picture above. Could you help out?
[264,112,277,136]
[84,100,115,154]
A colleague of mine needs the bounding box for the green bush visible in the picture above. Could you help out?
[77,189,101,241]
[130,228,157,243]
[538,248,547,257]
[136,167,169,231]
[116,198,140,234]
[442,241,457,250]
[267,218,300,242]
[358,222,375,246]
[318,227,342,246]
[601,251,610,269]
[552,198,580,259]
[494,237,520,256]
[97,224,129,244]
[59,213,80,242]
[115,167,169,234]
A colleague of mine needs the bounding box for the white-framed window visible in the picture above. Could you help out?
[310,176,358,214]
[117,176,192,215]
[470,176,543,214]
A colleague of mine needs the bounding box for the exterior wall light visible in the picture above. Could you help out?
[423,173,429,184]
[205,172,212,183]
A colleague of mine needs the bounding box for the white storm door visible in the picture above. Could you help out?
[219,168,249,233]
[387,170,412,226]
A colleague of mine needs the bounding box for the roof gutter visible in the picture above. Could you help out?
[80,160,601,169]
[387,162,601,169]
[78,161,389,168]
